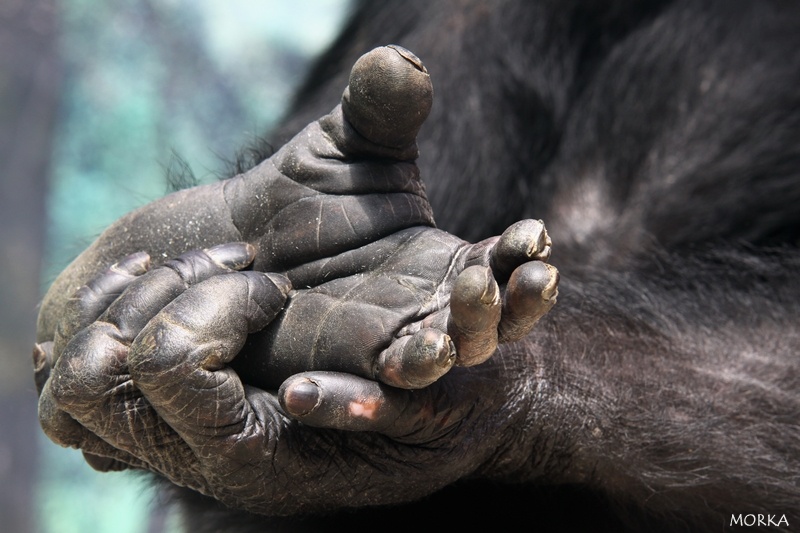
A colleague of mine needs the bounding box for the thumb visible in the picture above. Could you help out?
[228,45,436,268]
[278,370,474,442]
[309,45,433,165]
[341,45,433,152]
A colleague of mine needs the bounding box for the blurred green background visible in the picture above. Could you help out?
[0,1,349,531]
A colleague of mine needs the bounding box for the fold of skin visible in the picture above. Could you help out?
[35,5,800,525]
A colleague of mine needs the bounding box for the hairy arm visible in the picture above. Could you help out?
[512,251,800,526]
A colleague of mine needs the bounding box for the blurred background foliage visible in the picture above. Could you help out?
[0,0,349,531]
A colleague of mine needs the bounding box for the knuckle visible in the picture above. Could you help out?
[161,243,252,285]
[163,252,216,286]
[128,319,191,385]
[49,324,127,407]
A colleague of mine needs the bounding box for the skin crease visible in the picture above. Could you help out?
[34,44,561,519]
[35,1,800,531]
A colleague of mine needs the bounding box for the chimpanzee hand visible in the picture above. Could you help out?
[233,217,556,390]
[38,43,557,389]
[33,45,559,515]
[37,45,437,340]
[34,230,556,515]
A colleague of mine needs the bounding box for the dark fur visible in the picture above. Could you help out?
[176,0,800,530]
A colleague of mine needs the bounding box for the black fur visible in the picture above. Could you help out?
[177,0,800,530]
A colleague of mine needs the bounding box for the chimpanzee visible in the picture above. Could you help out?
[33,1,800,532]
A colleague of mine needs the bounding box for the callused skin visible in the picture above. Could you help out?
[34,46,560,514]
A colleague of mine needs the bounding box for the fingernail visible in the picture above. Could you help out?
[479,267,500,305]
[206,242,256,269]
[542,264,560,301]
[436,335,456,368]
[113,251,151,275]
[416,329,454,369]
[33,342,53,394]
[386,44,427,73]
[530,220,552,261]
[265,273,292,298]
[283,379,320,417]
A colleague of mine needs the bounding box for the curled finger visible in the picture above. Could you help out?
[447,265,502,367]
[498,261,559,343]
[279,371,426,438]
[279,368,483,446]
[376,328,456,389]
[52,251,150,360]
[490,219,551,282]
[100,242,256,340]
[41,243,256,431]
[36,340,146,472]
[128,271,290,447]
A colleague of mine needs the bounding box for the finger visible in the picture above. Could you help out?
[128,271,290,448]
[82,452,132,472]
[37,339,132,468]
[101,242,255,340]
[36,339,97,447]
[447,266,502,367]
[279,371,468,442]
[42,317,216,477]
[41,318,141,448]
[35,341,88,449]
[40,244,256,471]
[376,328,456,389]
[52,251,150,361]
[225,46,435,273]
[279,372,419,437]
[36,340,147,473]
[490,219,552,282]
[341,45,433,152]
[498,262,559,343]
[270,46,433,192]
[255,44,437,269]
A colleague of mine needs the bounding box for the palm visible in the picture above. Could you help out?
[236,227,465,389]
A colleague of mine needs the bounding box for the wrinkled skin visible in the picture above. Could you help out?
[35,1,800,527]
[34,46,559,514]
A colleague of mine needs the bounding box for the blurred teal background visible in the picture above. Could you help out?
[0,1,349,531]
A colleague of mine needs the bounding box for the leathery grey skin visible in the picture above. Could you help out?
[33,46,559,514]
